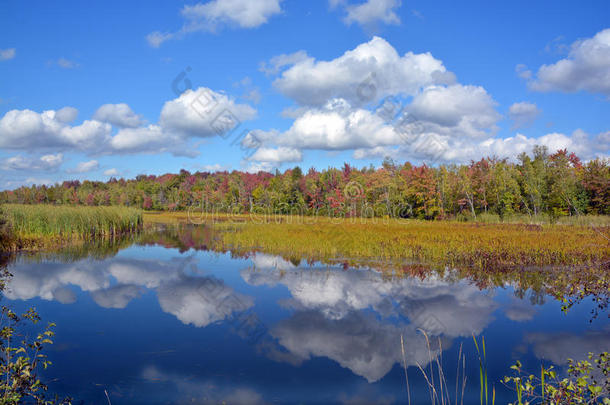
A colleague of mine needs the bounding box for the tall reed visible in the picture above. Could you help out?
[2,204,142,242]
[402,333,494,405]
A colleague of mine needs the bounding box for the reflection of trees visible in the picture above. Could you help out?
[137,224,227,255]
[504,297,537,322]
[457,264,608,319]
[513,287,546,306]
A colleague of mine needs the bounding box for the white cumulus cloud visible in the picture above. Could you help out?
[1,153,63,171]
[182,0,283,29]
[508,102,541,129]
[271,36,454,106]
[276,98,403,150]
[55,106,78,123]
[249,36,609,168]
[159,87,257,138]
[103,168,119,176]
[0,87,257,159]
[248,83,500,160]
[0,109,111,151]
[344,0,402,28]
[527,28,610,96]
[110,124,189,156]
[259,50,309,75]
[407,84,501,138]
[94,103,144,128]
[354,129,608,164]
[147,0,283,47]
[247,146,302,163]
[68,159,99,173]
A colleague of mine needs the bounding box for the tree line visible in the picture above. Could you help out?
[1,146,608,220]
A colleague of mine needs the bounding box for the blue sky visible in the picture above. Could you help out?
[0,0,608,189]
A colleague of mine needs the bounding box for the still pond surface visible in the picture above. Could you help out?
[3,226,608,404]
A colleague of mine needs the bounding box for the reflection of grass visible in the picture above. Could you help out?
[17,235,141,262]
[143,211,252,224]
[2,204,142,251]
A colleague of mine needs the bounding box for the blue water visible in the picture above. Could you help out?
[3,232,608,404]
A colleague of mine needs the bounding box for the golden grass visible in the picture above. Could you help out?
[143,211,610,269]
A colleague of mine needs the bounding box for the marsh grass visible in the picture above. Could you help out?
[461,212,610,227]
[1,204,142,250]
[192,214,609,269]
[145,210,610,226]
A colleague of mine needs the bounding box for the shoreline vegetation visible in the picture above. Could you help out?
[0,204,142,252]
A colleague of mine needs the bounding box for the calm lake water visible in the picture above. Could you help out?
[3,226,609,404]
